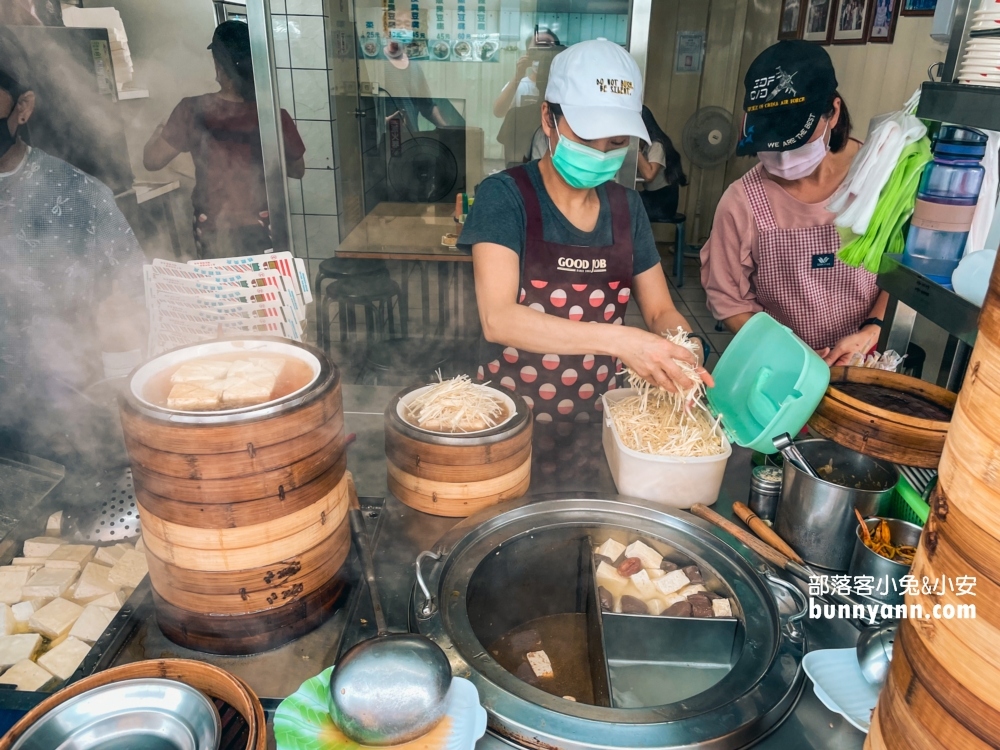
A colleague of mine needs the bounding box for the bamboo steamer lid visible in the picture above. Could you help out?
[120,339,349,654]
[384,382,533,517]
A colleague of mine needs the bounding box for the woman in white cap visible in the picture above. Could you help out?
[459,39,707,424]
[701,41,887,365]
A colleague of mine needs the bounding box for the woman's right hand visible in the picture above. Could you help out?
[617,328,713,394]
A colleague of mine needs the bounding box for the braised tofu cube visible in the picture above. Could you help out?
[88,591,124,611]
[526,650,553,678]
[653,569,691,597]
[107,551,148,589]
[624,541,663,571]
[29,598,83,640]
[73,563,116,603]
[170,360,231,383]
[678,584,707,598]
[69,605,116,644]
[0,659,53,691]
[629,569,658,600]
[22,537,65,559]
[0,571,24,605]
[37,637,91,681]
[167,382,221,411]
[0,604,14,636]
[22,568,77,600]
[94,545,129,567]
[712,598,734,618]
[596,561,630,598]
[11,601,43,633]
[0,634,42,668]
[595,539,626,563]
[45,545,96,571]
[45,511,63,537]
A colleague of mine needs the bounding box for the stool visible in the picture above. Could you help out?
[651,213,698,287]
[356,338,455,386]
[313,258,390,347]
[322,274,407,351]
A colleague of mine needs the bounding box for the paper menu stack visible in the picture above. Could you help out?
[144,253,313,355]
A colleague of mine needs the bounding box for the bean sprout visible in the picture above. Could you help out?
[405,372,508,433]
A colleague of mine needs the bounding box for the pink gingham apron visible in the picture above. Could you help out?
[742,165,879,351]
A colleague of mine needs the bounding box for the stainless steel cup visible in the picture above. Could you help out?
[773,439,898,571]
[848,518,922,606]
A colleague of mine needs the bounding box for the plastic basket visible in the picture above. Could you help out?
[884,475,930,526]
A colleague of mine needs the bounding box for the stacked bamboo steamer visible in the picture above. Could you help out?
[866,261,1000,748]
[385,382,532,517]
[120,339,350,655]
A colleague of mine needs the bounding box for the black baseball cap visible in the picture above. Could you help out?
[736,40,838,156]
[209,20,252,61]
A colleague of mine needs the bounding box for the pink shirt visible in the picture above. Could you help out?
[700,167,841,321]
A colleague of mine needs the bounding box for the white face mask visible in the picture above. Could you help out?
[758,122,829,181]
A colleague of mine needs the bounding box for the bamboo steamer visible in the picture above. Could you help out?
[384,383,533,517]
[120,338,350,654]
[0,659,266,750]
[808,366,956,468]
[867,261,1000,749]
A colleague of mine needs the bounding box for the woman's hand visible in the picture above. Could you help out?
[822,326,880,366]
[617,328,714,394]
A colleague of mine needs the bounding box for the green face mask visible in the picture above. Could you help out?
[550,131,629,190]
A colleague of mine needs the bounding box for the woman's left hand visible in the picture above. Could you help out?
[821,326,880,366]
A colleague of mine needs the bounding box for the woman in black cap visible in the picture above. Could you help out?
[700,40,887,366]
[143,21,306,259]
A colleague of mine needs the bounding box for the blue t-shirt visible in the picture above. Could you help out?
[458,161,660,277]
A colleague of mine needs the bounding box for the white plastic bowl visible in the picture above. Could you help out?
[397,383,517,435]
[601,389,731,509]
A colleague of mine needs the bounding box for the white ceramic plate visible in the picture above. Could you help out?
[802,648,880,733]
[397,383,518,435]
[130,339,321,416]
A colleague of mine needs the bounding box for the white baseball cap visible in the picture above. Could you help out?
[545,39,649,143]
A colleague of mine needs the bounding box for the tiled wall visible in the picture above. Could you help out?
[270,0,341,281]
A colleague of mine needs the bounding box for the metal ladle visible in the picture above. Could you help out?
[856,622,897,686]
[772,433,820,478]
[329,508,453,746]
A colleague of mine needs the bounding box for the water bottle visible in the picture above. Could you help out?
[902,126,988,286]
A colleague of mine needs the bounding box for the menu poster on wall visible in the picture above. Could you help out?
[675,31,704,74]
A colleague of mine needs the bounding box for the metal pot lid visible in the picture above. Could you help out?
[386,382,531,446]
[125,337,337,425]
[412,494,805,750]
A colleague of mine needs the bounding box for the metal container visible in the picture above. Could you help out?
[748,465,783,522]
[774,439,898,571]
[411,494,806,750]
[848,518,922,606]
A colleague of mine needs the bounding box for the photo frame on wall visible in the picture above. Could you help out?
[803,0,834,42]
[779,0,805,39]
[870,0,900,42]
[831,0,873,43]
[901,0,936,16]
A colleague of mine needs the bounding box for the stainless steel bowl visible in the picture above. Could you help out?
[12,678,221,750]
[848,518,922,606]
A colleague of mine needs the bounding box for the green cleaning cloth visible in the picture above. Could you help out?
[838,137,933,273]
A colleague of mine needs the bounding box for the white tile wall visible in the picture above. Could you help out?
[270,0,287,12]
[286,0,324,15]
[306,216,340,258]
[288,16,327,69]
[290,213,308,255]
[291,69,331,120]
[276,68,295,115]
[272,15,290,68]
[301,169,338,215]
[297,120,334,169]
[287,177,305,214]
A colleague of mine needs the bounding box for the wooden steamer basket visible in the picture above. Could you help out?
[0,659,266,750]
[120,339,350,655]
[808,366,956,468]
[385,383,532,517]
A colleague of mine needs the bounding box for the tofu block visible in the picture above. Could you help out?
[12,558,48,567]
[0,634,42,668]
[629,569,658,600]
[0,659,53,691]
[37,637,91,681]
[661,592,688,607]
[69,605,115,644]
[647,569,666,580]
[45,511,64,537]
[170,360,231,383]
[526,650,553,678]
[595,538,626,563]
[0,568,29,587]
[624,540,663,571]
[678,584,707,598]
[653,569,691,597]
[45,545,96,570]
[0,604,14,636]
[94,545,128,567]
[249,357,286,377]
[11,600,43,632]
[29,598,83,639]
[646,598,671,615]
[22,568,78,600]
[0,572,23,605]
[220,377,273,407]
[88,591,124,611]
[22,537,65,558]
[595,561,630,598]
[712,598,734,618]
[73,563,116,603]
[167,382,221,411]
[107,550,148,589]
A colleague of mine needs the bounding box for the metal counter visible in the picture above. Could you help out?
[111,384,864,748]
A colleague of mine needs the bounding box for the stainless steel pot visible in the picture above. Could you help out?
[774,439,898,571]
[411,493,806,750]
[848,518,921,606]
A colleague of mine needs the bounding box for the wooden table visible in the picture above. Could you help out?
[336,203,473,336]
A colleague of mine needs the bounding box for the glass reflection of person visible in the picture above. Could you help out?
[378,33,449,129]
[143,21,306,259]
[636,106,687,222]
[492,28,560,119]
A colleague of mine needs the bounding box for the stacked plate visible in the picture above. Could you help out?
[958,34,1000,87]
